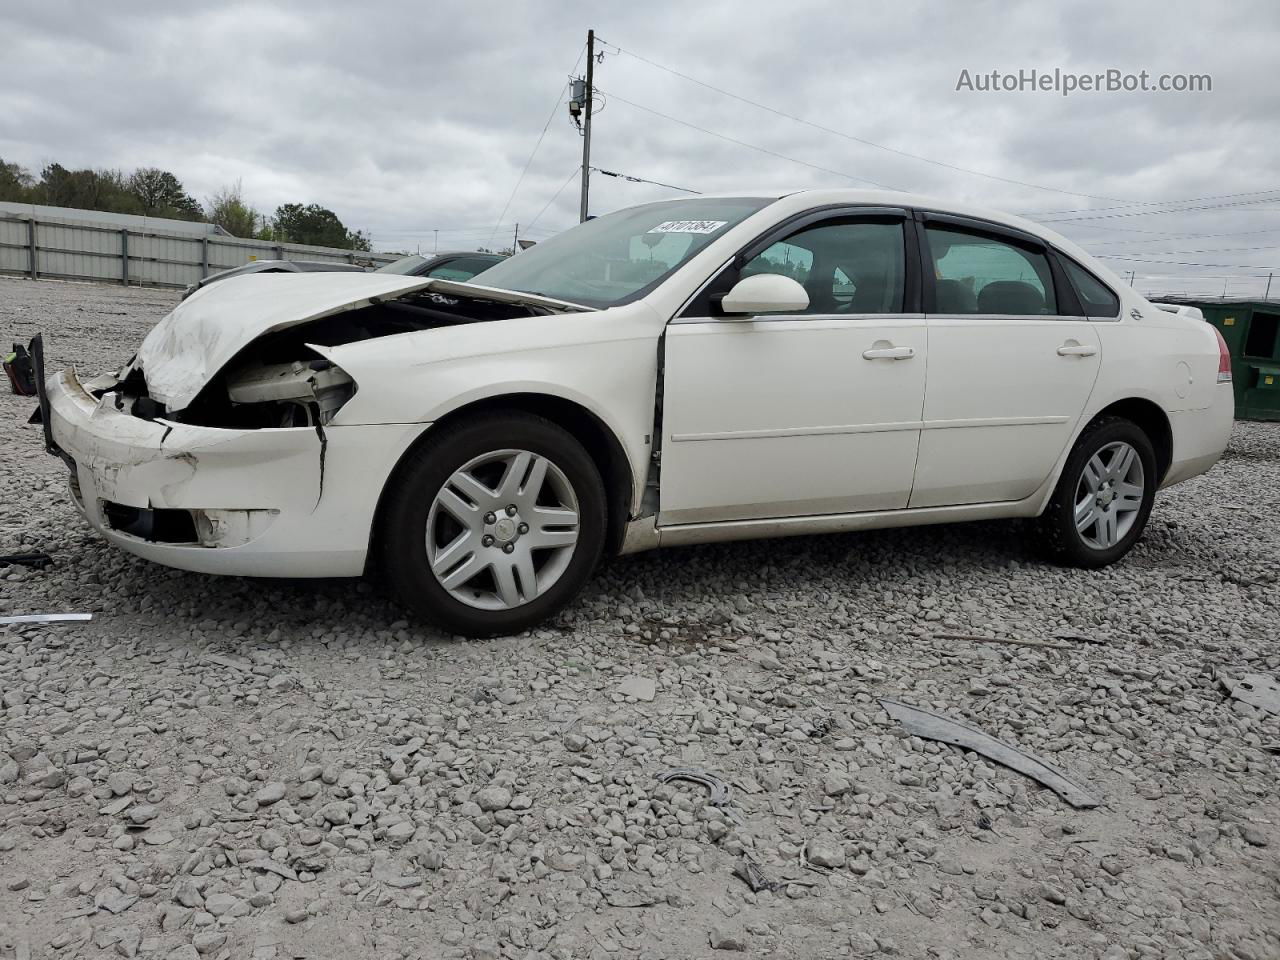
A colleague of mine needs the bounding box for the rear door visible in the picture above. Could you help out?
[659,209,927,525]
[908,214,1102,508]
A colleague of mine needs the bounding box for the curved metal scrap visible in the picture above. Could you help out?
[880,698,1100,809]
[656,768,732,806]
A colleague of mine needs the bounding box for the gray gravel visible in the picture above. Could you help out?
[2,275,1278,960]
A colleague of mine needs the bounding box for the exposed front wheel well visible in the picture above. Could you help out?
[365,394,635,574]
[1086,398,1172,484]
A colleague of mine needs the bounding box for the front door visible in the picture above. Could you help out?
[909,219,1102,508]
[659,212,927,525]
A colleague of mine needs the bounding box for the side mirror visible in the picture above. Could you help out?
[720,273,809,316]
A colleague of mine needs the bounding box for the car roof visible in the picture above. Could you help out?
[637,187,1117,289]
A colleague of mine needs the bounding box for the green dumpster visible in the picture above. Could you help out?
[1158,299,1280,421]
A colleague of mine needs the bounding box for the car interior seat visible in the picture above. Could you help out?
[976,280,1045,315]
[934,278,979,313]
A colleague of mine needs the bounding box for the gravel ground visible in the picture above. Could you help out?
[1,275,1278,960]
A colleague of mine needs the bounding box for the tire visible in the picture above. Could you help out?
[379,412,607,636]
[1033,416,1157,568]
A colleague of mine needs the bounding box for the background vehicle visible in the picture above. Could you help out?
[181,251,506,299]
[38,190,1233,636]
[180,258,366,299]
[374,251,506,280]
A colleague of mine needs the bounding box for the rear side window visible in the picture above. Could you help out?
[926,226,1057,315]
[1062,259,1120,318]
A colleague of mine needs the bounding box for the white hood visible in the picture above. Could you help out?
[132,271,585,412]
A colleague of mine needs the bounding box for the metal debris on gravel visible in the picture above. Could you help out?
[656,768,733,806]
[880,698,1101,809]
[1225,674,1280,716]
[0,612,92,624]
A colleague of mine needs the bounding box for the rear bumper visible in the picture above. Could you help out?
[1162,384,1234,488]
[43,364,425,577]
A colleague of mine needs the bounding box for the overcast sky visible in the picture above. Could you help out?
[2,0,1278,296]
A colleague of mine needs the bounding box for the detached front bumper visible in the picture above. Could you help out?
[39,352,425,578]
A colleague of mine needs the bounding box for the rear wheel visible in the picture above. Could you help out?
[380,413,607,636]
[1033,417,1157,568]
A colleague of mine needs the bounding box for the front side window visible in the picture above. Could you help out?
[471,197,771,308]
[1062,258,1120,318]
[738,219,906,314]
[926,226,1057,315]
[741,239,814,285]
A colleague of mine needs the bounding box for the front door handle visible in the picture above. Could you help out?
[862,344,915,360]
[1057,342,1098,357]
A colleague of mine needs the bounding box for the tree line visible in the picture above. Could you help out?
[0,158,370,251]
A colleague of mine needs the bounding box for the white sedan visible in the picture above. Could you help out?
[36,189,1234,635]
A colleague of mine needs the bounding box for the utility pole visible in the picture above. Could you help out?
[512,222,519,254]
[578,29,595,223]
[1266,272,1273,300]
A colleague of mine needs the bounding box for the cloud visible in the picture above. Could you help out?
[1,0,1277,293]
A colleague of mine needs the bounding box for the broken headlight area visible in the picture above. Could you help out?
[102,502,279,548]
[224,358,356,428]
[134,356,356,430]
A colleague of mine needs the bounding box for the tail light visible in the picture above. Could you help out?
[1213,327,1232,383]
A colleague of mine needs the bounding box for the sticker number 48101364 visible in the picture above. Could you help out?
[647,220,727,235]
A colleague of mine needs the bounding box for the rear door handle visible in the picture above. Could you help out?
[1057,342,1098,357]
[862,345,915,360]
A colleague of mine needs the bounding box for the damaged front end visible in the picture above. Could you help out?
[121,271,578,428]
[35,272,586,574]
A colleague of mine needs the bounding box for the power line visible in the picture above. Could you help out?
[590,166,700,194]
[1024,188,1280,218]
[1038,195,1280,224]
[601,37,1280,221]
[1096,253,1280,270]
[526,166,581,232]
[599,37,1131,204]
[1092,243,1280,257]
[602,89,901,189]
[1135,275,1275,282]
[376,225,521,237]
[487,44,588,246]
[1078,227,1280,245]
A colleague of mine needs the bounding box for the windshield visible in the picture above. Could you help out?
[470,197,772,307]
[376,255,429,275]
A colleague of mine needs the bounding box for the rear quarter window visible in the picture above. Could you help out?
[1062,259,1120,318]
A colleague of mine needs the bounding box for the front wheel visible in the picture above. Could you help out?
[379,413,607,636]
[1032,416,1157,568]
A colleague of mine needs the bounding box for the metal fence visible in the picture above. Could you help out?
[0,213,397,289]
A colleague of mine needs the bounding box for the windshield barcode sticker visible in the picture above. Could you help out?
[648,220,728,235]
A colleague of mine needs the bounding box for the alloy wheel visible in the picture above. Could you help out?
[1073,440,1145,550]
[425,449,580,610]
